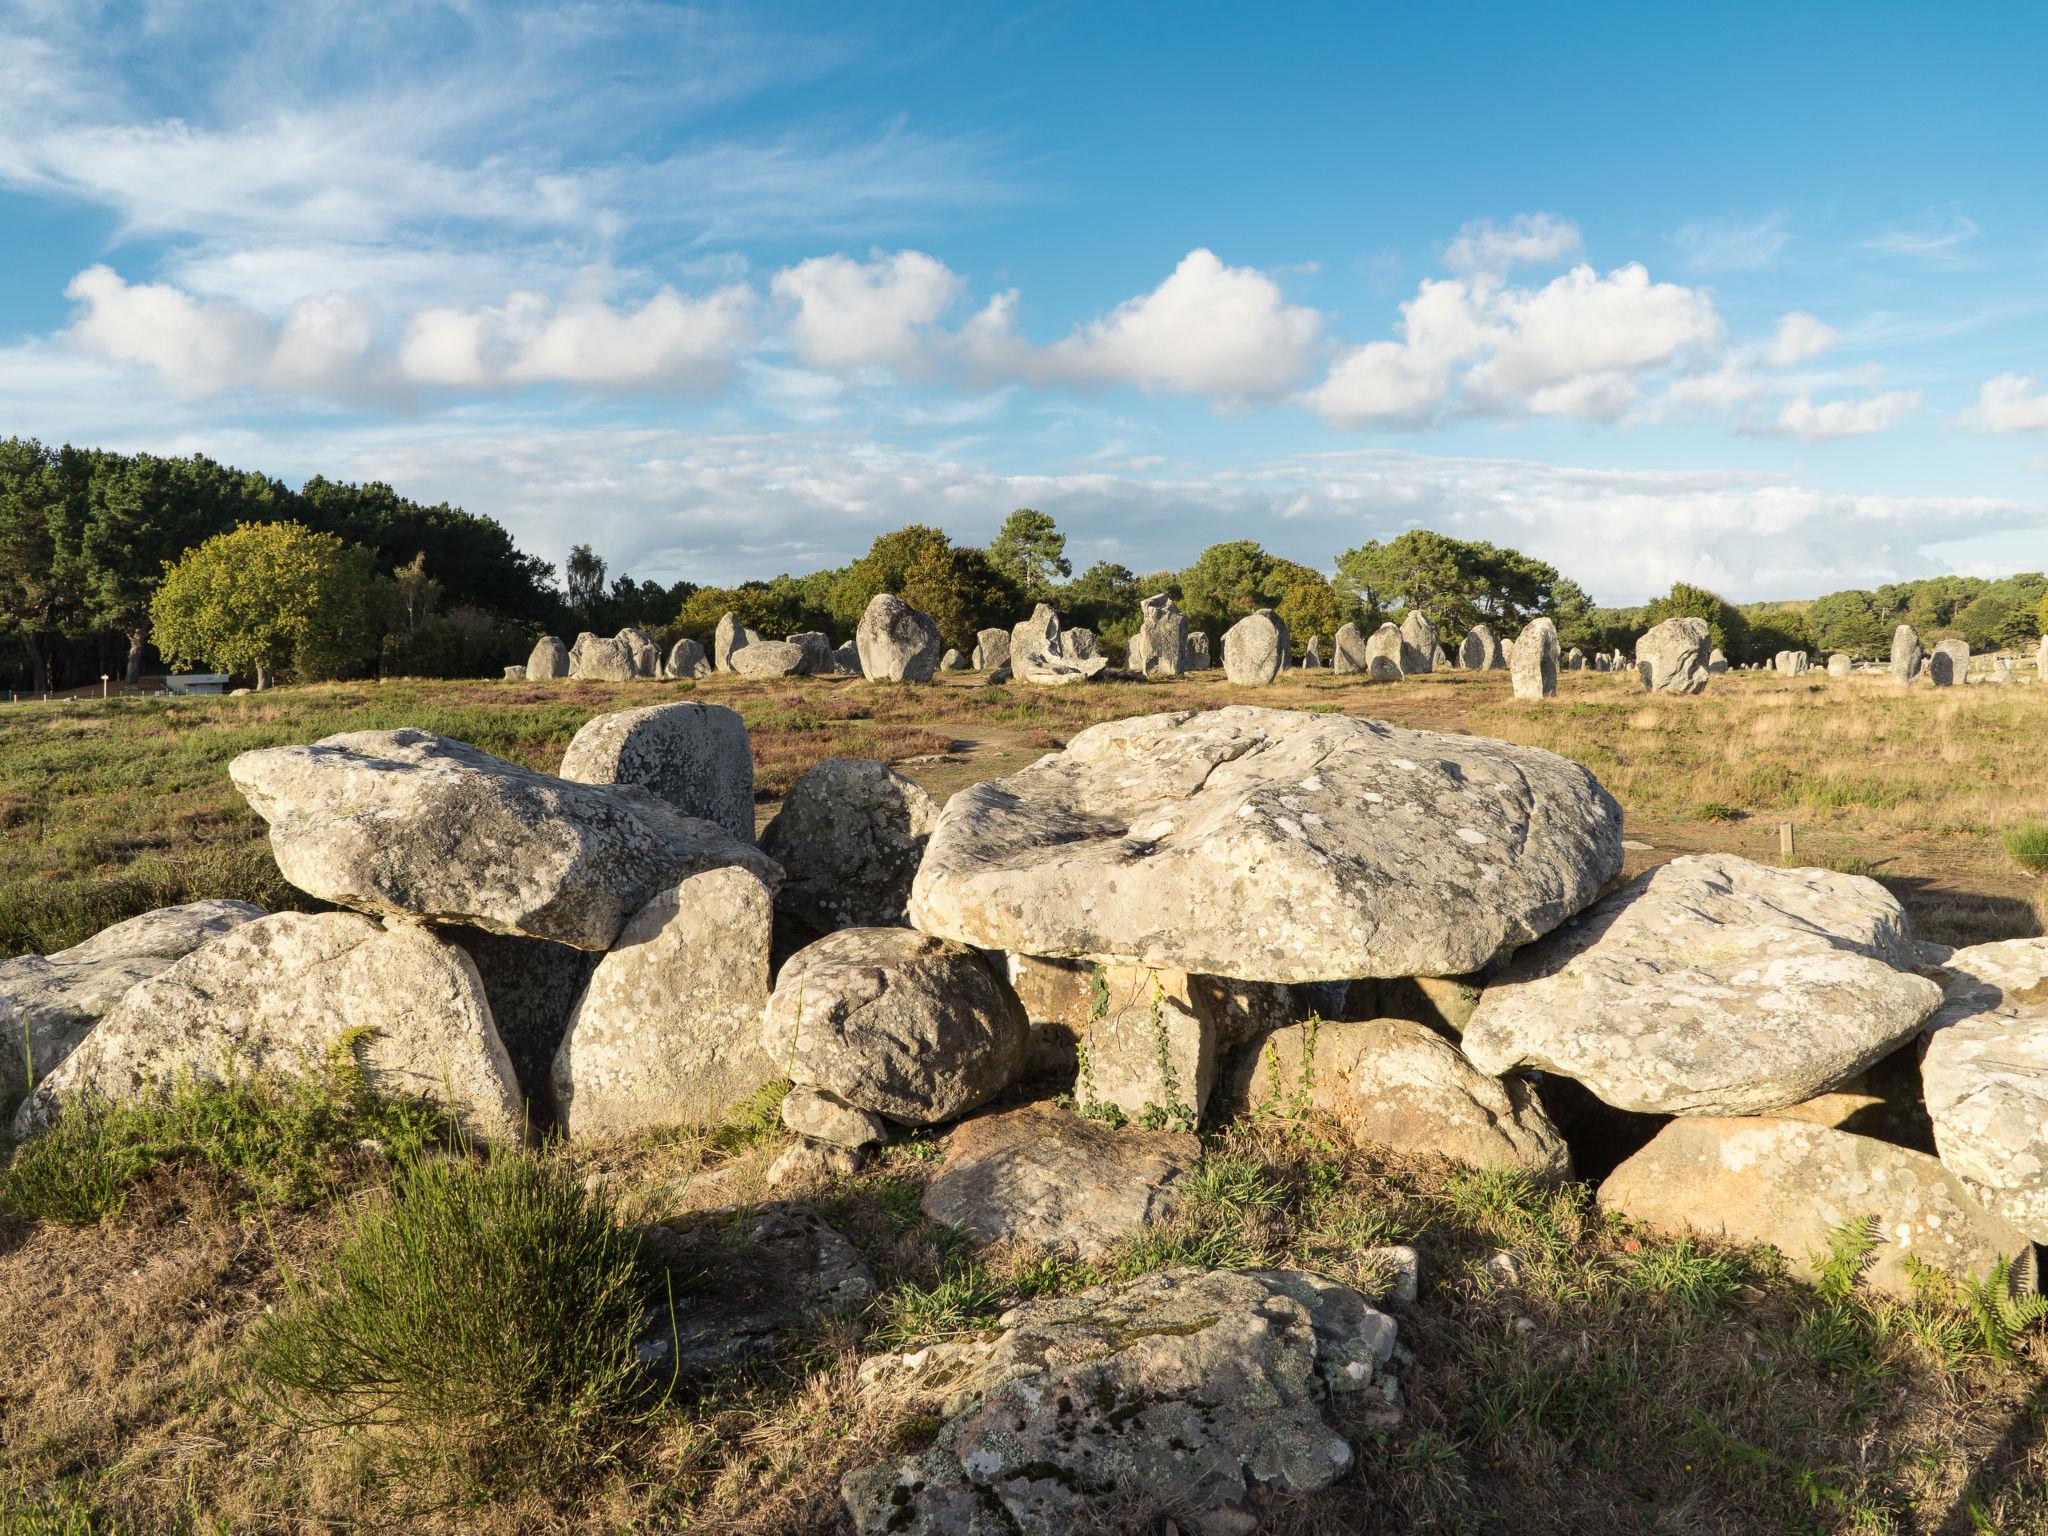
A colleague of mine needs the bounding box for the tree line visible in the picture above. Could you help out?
[4,436,2044,693]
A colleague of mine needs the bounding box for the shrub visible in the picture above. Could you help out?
[1,1035,448,1224]
[2003,820,2048,875]
[248,1150,647,1478]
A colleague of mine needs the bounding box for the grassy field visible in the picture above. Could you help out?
[4,665,2048,1533]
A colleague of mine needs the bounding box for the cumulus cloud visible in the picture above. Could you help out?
[770,249,964,372]
[1968,373,2048,432]
[1764,311,1837,367]
[402,284,755,390]
[1767,390,1923,442]
[1443,214,1583,274]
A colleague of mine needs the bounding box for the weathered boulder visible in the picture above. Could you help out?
[525,635,569,680]
[549,866,776,1138]
[1890,624,1923,684]
[0,901,266,1104]
[1019,653,1109,687]
[939,648,966,671]
[1922,938,2048,1239]
[844,1268,1397,1536]
[1635,616,1712,695]
[1231,1017,1571,1179]
[971,627,1010,673]
[1187,631,1211,670]
[1062,627,1098,661]
[1937,637,1971,681]
[664,637,709,679]
[855,594,943,683]
[1707,649,1728,674]
[1222,608,1290,686]
[762,929,1026,1126]
[759,758,939,930]
[14,912,523,1143]
[617,627,661,678]
[910,706,1624,982]
[1774,650,1811,677]
[1511,617,1558,700]
[1009,603,1062,671]
[1462,854,1940,1115]
[786,632,831,674]
[1332,621,1369,675]
[1363,621,1403,680]
[782,1084,889,1149]
[557,702,755,843]
[1828,652,1853,678]
[1073,966,1217,1125]
[1459,623,1501,671]
[568,632,635,681]
[1598,1117,2034,1299]
[830,641,862,676]
[730,640,809,678]
[713,612,750,672]
[233,729,775,950]
[504,663,530,680]
[1127,594,1190,678]
[922,1102,1198,1257]
[1398,611,1437,674]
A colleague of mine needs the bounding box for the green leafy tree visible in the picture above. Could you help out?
[1275,577,1348,651]
[1742,606,1816,665]
[151,523,388,688]
[563,544,607,625]
[827,526,954,635]
[987,508,1071,601]
[0,439,91,694]
[298,476,556,622]
[1056,561,1144,651]
[1335,530,1559,637]
[1805,589,1892,658]
[1639,582,1749,659]
[903,545,1019,650]
[2037,588,2048,640]
[1176,540,1280,637]
[1548,577,1599,653]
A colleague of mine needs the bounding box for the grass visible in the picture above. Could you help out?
[2006,820,2048,875]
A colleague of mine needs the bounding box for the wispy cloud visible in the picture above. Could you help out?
[1862,203,1981,267]
[1670,212,1790,271]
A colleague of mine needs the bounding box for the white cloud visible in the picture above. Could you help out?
[1768,390,1923,441]
[966,249,1325,404]
[1764,311,1837,367]
[1968,373,2048,433]
[428,286,756,391]
[1862,204,1980,267]
[1670,212,1790,271]
[1443,214,1583,274]
[771,249,964,372]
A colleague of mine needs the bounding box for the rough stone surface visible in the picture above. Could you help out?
[714,612,750,672]
[1598,1117,2034,1299]
[664,637,709,679]
[972,627,1010,672]
[1187,632,1211,670]
[759,757,940,931]
[1511,617,1559,700]
[910,705,1624,982]
[1890,624,1923,684]
[1230,1017,1571,1179]
[940,648,966,671]
[1019,653,1109,687]
[1062,627,1098,661]
[782,1084,889,1149]
[1222,608,1290,686]
[557,702,756,843]
[0,901,266,1104]
[15,912,522,1143]
[922,1101,1198,1257]
[1635,616,1712,696]
[568,632,635,681]
[1929,648,1958,686]
[1398,611,1438,675]
[235,728,775,950]
[1922,938,2048,1239]
[1009,603,1062,671]
[844,1268,1397,1536]
[1707,649,1728,674]
[617,627,661,678]
[1127,594,1190,678]
[1300,637,1324,669]
[1075,966,1217,1124]
[1463,854,1940,1116]
[787,632,832,674]
[1459,623,1502,671]
[1828,652,1853,678]
[525,635,569,680]
[550,866,776,1138]
[1938,637,1971,680]
[762,928,1026,1126]
[444,927,600,1106]
[830,641,862,675]
[856,594,943,683]
[1363,621,1403,680]
[730,640,808,678]
[1332,621,1368,675]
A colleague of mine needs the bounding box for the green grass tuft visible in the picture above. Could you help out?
[2004,819,2048,874]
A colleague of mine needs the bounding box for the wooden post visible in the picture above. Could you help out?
[1779,822,1796,861]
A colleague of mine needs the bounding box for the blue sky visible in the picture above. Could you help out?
[3,0,2046,604]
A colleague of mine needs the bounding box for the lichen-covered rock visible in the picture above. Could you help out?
[1222,608,1290,686]
[1332,621,1368,675]
[1636,616,1712,695]
[714,612,750,672]
[1398,611,1438,675]
[568,632,635,681]
[525,635,569,680]
[759,758,939,930]
[1459,623,1502,671]
[1075,966,1216,1125]
[830,641,862,676]
[844,1268,1397,1536]
[788,632,832,674]
[0,901,265,1105]
[729,640,809,678]
[922,1102,1197,1257]
[663,637,710,679]
[557,702,755,843]
[1463,854,1940,1115]
[856,594,943,683]
[1127,594,1190,678]
[549,866,776,1138]
[782,1084,889,1149]
[1009,603,1062,671]
[1922,938,2048,1239]
[910,706,1623,983]
[14,912,522,1143]
[1511,617,1558,700]
[1232,1017,1570,1178]
[1062,627,1098,661]
[1890,624,1923,684]
[617,627,661,678]
[1598,1117,2033,1299]
[972,627,1010,672]
[1019,654,1108,687]
[234,729,776,950]
[762,928,1026,1126]
[1363,621,1403,680]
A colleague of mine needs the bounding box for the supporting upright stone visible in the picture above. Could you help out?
[525,635,569,680]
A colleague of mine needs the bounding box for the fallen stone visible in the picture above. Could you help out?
[766,1140,865,1190]
[730,640,809,678]
[856,594,943,683]
[557,701,756,843]
[759,757,940,930]
[1222,608,1290,686]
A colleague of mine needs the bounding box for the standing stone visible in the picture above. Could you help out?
[1398,611,1437,674]
[939,648,966,671]
[1432,643,1451,669]
[1075,966,1218,1125]
[1635,617,1712,695]
[1300,637,1324,669]
[787,632,832,674]
[664,638,709,679]
[1333,621,1369,675]
[557,701,755,843]
[830,641,862,675]
[1511,617,1559,700]
[1993,655,2015,684]
[1010,602,1063,670]
[617,627,661,678]
[855,594,943,683]
[714,612,750,673]
[525,635,569,680]
[550,867,776,1138]
[1062,627,1098,661]
[2036,633,2048,680]
[1127,595,1190,678]
[568,632,635,681]
[15,912,523,1145]
[1828,653,1852,678]
[1363,621,1403,680]
[1222,608,1290,686]
[1938,637,1971,681]
[1707,649,1728,674]
[1565,647,1585,671]
[1186,632,1211,670]
[1890,624,1922,684]
[760,758,940,931]
[762,929,1026,1126]
[1929,649,1957,686]
[972,627,1011,673]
